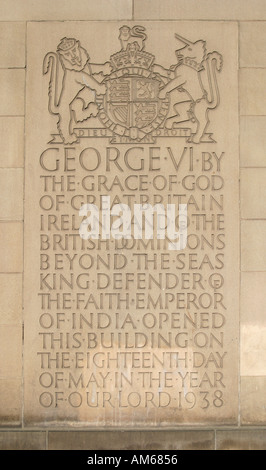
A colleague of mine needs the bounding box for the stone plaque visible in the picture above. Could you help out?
[24,21,239,426]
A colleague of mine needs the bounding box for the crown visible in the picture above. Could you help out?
[110,48,155,71]
[57,37,76,52]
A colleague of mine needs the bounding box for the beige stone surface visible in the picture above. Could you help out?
[0,69,25,116]
[0,222,23,272]
[0,169,23,220]
[240,22,266,68]
[241,272,266,324]
[0,117,24,168]
[0,0,132,20]
[0,0,265,440]
[241,376,266,425]
[241,324,266,376]
[0,273,22,324]
[240,116,266,168]
[0,431,46,449]
[0,22,25,68]
[23,20,239,427]
[216,429,266,450]
[241,220,266,271]
[240,69,266,115]
[0,0,265,444]
[241,168,266,219]
[48,430,214,450]
[0,379,21,426]
[134,0,266,20]
[0,325,22,377]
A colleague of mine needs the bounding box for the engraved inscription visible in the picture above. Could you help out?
[37,145,227,415]
[24,21,239,426]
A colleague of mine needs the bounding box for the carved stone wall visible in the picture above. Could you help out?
[0,0,265,450]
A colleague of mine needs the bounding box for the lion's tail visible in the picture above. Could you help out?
[205,51,223,109]
[43,52,60,115]
[131,25,147,41]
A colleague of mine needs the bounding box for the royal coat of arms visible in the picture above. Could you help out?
[43,25,223,144]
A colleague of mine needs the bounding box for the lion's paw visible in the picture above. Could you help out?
[63,134,79,144]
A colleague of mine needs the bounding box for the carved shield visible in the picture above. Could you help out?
[98,74,170,140]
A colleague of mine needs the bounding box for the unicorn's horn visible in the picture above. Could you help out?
[175,33,193,46]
